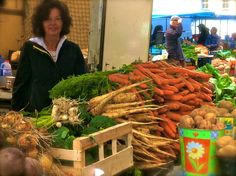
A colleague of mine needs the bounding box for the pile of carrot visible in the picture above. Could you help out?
[105,61,214,169]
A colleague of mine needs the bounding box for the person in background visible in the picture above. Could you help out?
[11,0,87,112]
[150,25,165,46]
[205,27,221,51]
[228,32,236,50]
[166,16,185,67]
[197,24,209,45]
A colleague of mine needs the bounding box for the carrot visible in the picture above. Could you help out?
[187,78,202,87]
[187,78,201,90]
[153,87,164,96]
[160,122,176,138]
[179,111,191,115]
[153,95,165,103]
[166,94,183,101]
[175,82,185,89]
[156,125,164,132]
[148,68,165,74]
[179,90,190,96]
[140,62,159,68]
[136,65,169,85]
[179,103,195,112]
[159,61,174,68]
[139,83,148,89]
[112,73,129,79]
[181,93,197,102]
[168,78,182,85]
[108,74,130,85]
[172,142,180,152]
[197,93,212,102]
[202,82,214,91]
[162,90,175,96]
[166,111,182,122]
[157,107,168,114]
[165,67,212,81]
[166,102,180,111]
[133,69,147,79]
[183,79,195,92]
[129,72,143,81]
[162,117,177,133]
[161,85,178,93]
[201,86,212,94]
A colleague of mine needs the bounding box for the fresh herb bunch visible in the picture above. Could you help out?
[49,71,117,100]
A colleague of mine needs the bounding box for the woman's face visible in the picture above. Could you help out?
[43,8,63,38]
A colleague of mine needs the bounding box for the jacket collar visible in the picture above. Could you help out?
[29,36,67,61]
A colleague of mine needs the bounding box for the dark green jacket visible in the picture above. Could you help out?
[11,40,87,112]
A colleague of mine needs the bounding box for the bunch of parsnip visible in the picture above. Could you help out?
[88,80,179,169]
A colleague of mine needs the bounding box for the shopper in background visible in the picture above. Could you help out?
[205,27,221,51]
[196,24,209,45]
[166,16,185,67]
[11,0,87,112]
[228,32,236,50]
[150,25,165,46]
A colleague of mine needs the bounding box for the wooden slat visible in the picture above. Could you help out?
[50,148,81,161]
[73,122,132,151]
[112,139,117,154]
[99,143,104,160]
[81,147,133,176]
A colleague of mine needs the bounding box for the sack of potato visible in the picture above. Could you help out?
[216,136,236,176]
[179,100,235,130]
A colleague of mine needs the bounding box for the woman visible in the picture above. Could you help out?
[205,27,221,51]
[11,0,87,112]
[166,16,185,67]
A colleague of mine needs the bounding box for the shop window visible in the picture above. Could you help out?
[222,0,229,9]
[202,0,209,9]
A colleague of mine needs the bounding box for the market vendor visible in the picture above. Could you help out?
[166,15,185,67]
[11,0,87,112]
[205,27,221,51]
[196,24,209,45]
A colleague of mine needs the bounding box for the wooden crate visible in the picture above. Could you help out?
[50,122,133,176]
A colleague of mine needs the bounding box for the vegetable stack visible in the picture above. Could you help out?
[107,61,214,140]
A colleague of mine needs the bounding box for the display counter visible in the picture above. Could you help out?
[0,88,11,114]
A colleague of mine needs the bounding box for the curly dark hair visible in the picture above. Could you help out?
[31,0,72,37]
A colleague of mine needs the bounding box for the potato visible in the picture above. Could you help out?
[231,109,236,118]
[217,144,236,157]
[216,107,229,116]
[215,121,225,130]
[193,115,203,126]
[180,115,195,129]
[24,157,43,176]
[218,100,234,112]
[216,136,234,148]
[0,147,25,176]
[190,108,207,118]
[204,112,217,124]
[199,119,212,129]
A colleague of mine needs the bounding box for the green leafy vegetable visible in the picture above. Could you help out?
[198,64,236,106]
[89,116,117,130]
